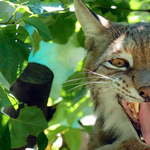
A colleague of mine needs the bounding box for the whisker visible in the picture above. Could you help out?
[83,68,112,80]
[65,83,87,93]
[65,76,111,85]
[102,87,114,92]
[63,81,86,87]
[98,36,114,41]
[65,78,85,83]
[65,81,108,93]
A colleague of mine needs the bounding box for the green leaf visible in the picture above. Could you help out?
[67,98,90,126]
[25,0,47,16]
[24,17,51,40]
[0,112,11,150]
[104,11,117,21]
[48,12,76,44]
[77,28,85,48]
[0,85,11,109]
[64,128,81,150]
[9,106,48,148]
[37,132,48,150]
[48,102,68,127]
[32,30,43,54]
[46,125,68,142]
[61,0,73,6]
[81,125,92,134]
[0,25,31,84]
[0,12,9,22]
[129,0,142,10]
[62,71,86,104]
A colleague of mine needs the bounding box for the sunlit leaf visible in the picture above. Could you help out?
[67,98,90,126]
[129,0,142,10]
[25,0,48,16]
[46,125,68,142]
[0,85,11,109]
[9,106,48,148]
[0,112,11,150]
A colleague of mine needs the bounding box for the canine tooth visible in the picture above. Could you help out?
[141,137,144,141]
[133,113,139,119]
[128,103,134,111]
[134,102,139,113]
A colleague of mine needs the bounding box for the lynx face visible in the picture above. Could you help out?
[74,0,150,149]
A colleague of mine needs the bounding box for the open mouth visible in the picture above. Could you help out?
[121,100,150,145]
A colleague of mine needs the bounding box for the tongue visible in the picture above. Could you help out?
[139,102,150,145]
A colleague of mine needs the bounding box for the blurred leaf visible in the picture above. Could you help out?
[67,98,90,126]
[32,30,43,54]
[82,125,92,134]
[0,25,31,84]
[87,0,130,22]
[79,121,92,134]
[48,12,76,44]
[48,102,68,127]
[129,0,142,10]
[0,112,11,150]
[51,146,59,150]
[9,106,48,148]
[42,0,72,6]
[61,0,73,6]
[37,132,48,150]
[32,12,76,52]
[24,17,51,40]
[77,28,85,48]
[104,11,118,21]
[64,128,81,150]
[0,12,9,22]
[9,0,17,2]
[46,125,68,142]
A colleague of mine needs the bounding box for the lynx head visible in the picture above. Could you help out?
[75,0,150,147]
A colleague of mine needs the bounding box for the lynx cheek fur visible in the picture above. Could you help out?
[74,0,150,149]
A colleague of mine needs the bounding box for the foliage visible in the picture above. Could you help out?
[0,0,149,149]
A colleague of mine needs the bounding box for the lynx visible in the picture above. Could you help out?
[74,0,150,149]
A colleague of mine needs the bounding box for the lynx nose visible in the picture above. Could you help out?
[138,87,150,102]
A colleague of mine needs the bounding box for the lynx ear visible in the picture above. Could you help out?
[74,0,111,36]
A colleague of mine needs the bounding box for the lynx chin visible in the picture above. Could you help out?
[74,0,150,149]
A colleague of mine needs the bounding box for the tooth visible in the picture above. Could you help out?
[133,113,139,119]
[141,137,144,141]
[134,102,139,113]
[128,103,134,111]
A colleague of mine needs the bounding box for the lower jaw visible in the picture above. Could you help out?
[121,100,150,146]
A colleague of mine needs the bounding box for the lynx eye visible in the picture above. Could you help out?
[109,58,129,68]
